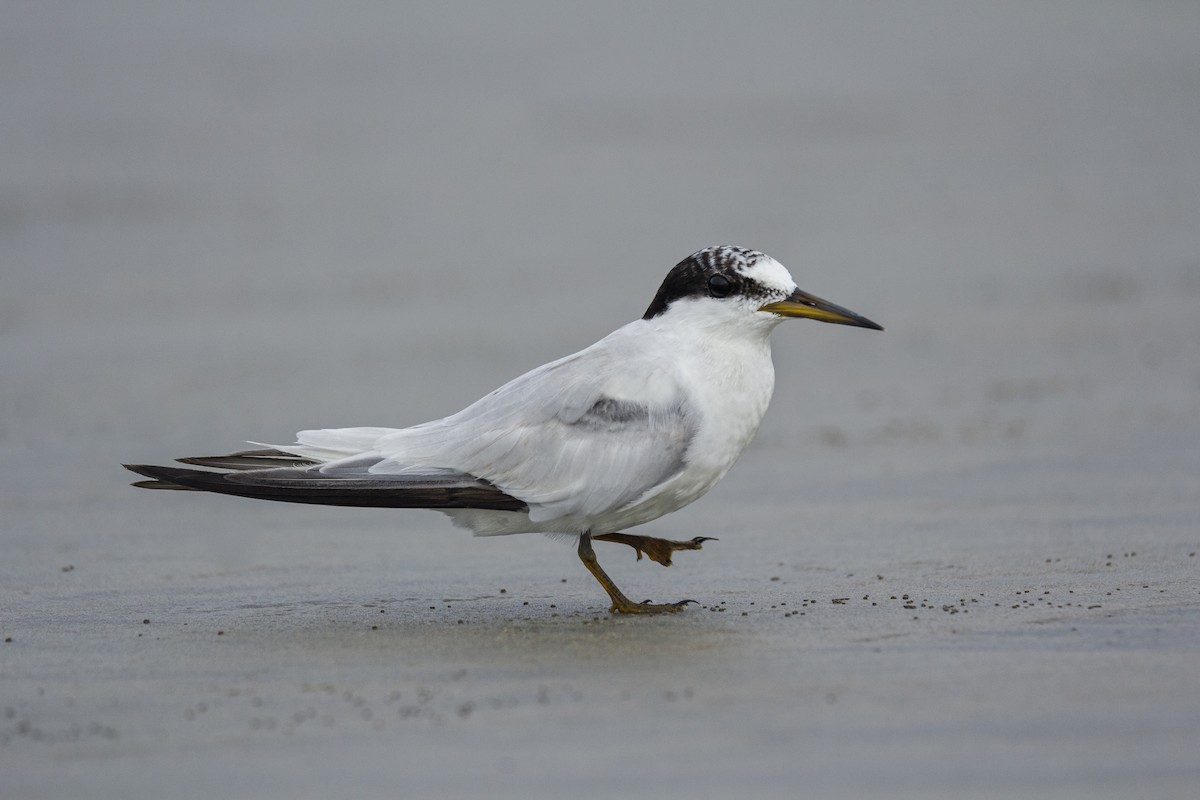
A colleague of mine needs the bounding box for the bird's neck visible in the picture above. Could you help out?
[643,303,779,440]
[646,300,784,345]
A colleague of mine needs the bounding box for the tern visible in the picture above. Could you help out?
[126,246,881,613]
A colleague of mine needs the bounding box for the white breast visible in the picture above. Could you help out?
[609,328,776,529]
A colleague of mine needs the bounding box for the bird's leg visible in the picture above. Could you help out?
[577,532,696,614]
[592,532,716,567]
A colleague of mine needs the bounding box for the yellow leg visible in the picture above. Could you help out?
[592,532,715,567]
[577,532,696,614]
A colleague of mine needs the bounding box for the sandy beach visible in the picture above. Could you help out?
[2,3,1198,798]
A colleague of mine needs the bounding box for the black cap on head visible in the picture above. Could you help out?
[643,246,770,319]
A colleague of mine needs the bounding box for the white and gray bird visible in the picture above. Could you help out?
[126,246,882,613]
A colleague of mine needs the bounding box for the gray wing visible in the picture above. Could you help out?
[343,322,696,523]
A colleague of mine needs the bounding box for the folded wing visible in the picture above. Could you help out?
[357,326,696,522]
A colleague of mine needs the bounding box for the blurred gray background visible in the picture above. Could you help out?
[2,3,1198,799]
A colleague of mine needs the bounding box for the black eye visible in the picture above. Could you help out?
[707,274,732,298]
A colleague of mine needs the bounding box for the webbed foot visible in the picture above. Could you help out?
[608,597,697,614]
[592,532,716,567]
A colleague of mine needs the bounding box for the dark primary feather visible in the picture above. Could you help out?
[177,449,318,470]
[123,463,527,510]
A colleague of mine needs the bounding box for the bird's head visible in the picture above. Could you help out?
[642,246,883,332]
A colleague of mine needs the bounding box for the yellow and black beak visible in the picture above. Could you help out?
[759,288,883,330]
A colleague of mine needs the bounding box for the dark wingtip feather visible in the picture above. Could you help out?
[122,462,528,511]
[177,449,317,470]
[125,464,195,491]
[130,479,200,491]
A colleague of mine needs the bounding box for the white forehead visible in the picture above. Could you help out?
[737,254,797,294]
